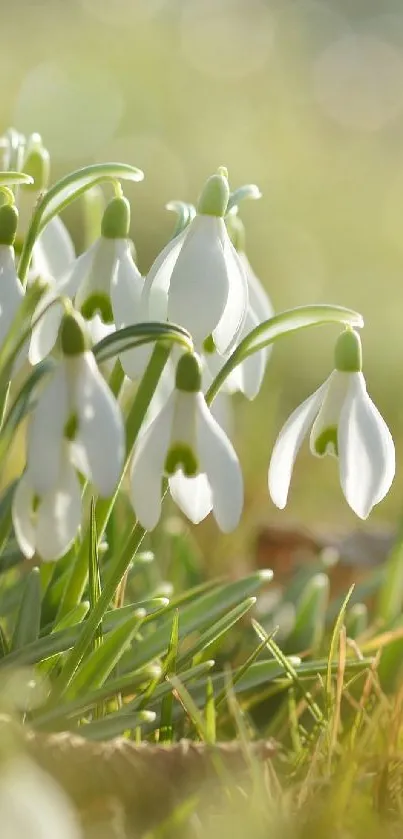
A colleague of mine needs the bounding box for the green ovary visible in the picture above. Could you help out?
[165,444,198,477]
[313,426,338,457]
[64,413,78,442]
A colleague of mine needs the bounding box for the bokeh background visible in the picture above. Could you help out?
[6,0,403,558]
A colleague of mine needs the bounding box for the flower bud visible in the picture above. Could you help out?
[0,202,18,246]
[197,171,230,217]
[334,329,362,373]
[175,352,202,392]
[101,196,131,239]
[60,311,91,356]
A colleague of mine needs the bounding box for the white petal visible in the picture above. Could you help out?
[110,243,151,378]
[130,393,175,529]
[268,380,329,509]
[74,238,116,315]
[88,314,115,344]
[0,246,24,346]
[338,372,395,519]
[29,288,64,364]
[169,471,213,524]
[33,216,75,279]
[36,457,82,561]
[196,393,243,532]
[310,370,349,457]
[239,251,273,322]
[233,308,266,400]
[12,475,36,559]
[168,216,230,343]
[71,353,125,496]
[140,361,175,435]
[142,228,188,321]
[27,365,68,495]
[57,240,98,301]
[212,234,248,354]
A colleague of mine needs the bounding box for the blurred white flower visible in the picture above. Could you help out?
[268,330,395,519]
[130,352,243,531]
[12,447,82,561]
[0,245,24,347]
[27,314,125,500]
[0,755,82,838]
[142,172,248,353]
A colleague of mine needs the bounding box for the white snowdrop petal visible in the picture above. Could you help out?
[27,366,68,495]
[240,252,273,323]
[0,757,82,839]
[33,216,75,279]
[169,470,213,523]
[29,289,65,365]
[72,353,125,496]
[110,244,152,379]
[12,476,36,559]
[212,235,248,354]
[130,393,176,529]
[268,380,329,509]
[310,370,349,457]
[0,246,24,345]
[75,238,116,311]
[57,240,98,301]
[168,216,230,343]
[36,458,82,561]
[234,308,266,400]
[338,372,395,519]
[196,393,243,532]
[142,228,188,321]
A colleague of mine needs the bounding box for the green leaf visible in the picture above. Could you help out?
[93,322,193,364]
[88,500,102,651]
[125,571,272,672]
[226,183,261,213]
[206,305,364,404]
[205,676,216,744]
[73,710,156,741]
[177,596,256,667]
[11,568,42,651]
[376,525,403,625]
[0,171,33,186]
[159,610,179,742]
[0,481,17,558]
[326,584,355,709]
[285,573,329,654]
[0,359,54,447]
[65,610,145,698]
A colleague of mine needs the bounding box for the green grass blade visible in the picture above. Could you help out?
[11,567,42,651]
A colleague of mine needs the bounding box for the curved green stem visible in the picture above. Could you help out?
[205,304,364,405]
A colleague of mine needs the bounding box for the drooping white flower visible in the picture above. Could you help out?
[268,329,395,519]
[142,171,248,353]
[12,447,82,562]
[0,243,24,347]
[0,755,82,838]
[31,215,75,281]
[130,351,243,531]
[26,312,125,500]
[204,214,274,401]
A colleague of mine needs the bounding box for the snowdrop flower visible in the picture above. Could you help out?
[12,446,82,561]
[0,203,24,347]
[142,170,248,354]
[130,351,243,531]
[269,329,395,519]
[26,312,125,500]
[0,754,82,838]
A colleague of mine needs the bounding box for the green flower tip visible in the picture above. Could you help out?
[0,202,18,246]
[165,444,198,477]
[101,196,131,239]
[334,328,362,373]
[175,352,202,392]
[226,212,245,253]
[197,171,230,217]
[60,312,91,356]
[22,136,50,191]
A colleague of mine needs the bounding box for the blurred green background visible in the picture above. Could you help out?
[6,0,403,552]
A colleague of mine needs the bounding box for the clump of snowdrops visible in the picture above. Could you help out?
[0,127,398,838]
